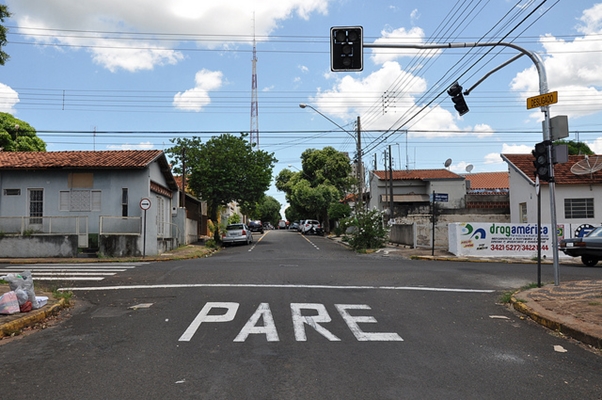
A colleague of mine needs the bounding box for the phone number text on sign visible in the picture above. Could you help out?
[490,244,549,252]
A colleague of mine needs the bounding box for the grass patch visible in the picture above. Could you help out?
[35,282,74,306]
[499,283,540,304]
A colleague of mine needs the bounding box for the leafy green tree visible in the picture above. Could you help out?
[242,195,281,225]
[0,113,46,151]
[167,134,277,242]
[276,146,353,231]
[255,196,282,225]
[553,140,593,155]
[227,214,241,224]
[0,5,10,66]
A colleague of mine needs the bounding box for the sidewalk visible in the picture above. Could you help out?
[1,240,601,349]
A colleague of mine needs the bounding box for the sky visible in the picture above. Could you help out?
[1,0,602,216]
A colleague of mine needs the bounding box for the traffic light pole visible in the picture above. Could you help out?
[365,40,560,285]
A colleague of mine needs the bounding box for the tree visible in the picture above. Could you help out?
[0,5,10,65]
[167,134,277,242]
[253,195,282,225]
[0,113,46,151]
[554,140,593,156]
[276,146,353,231]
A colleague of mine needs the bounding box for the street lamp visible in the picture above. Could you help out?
[299,103,363,209]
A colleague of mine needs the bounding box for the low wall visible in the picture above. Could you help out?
[0,235,79,258]
[389,224,414,246]
[99,235,142,258]
[99,235,179,257]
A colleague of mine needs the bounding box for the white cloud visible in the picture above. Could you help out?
[7,0,330,72]
[586,137,602,153]
[312,60,486,138]
[107,142,154,150]
[371,26,439,65]
[173,69,223,112]
[511,4,602,120]
[483,143,533,167]
[0,83,20,113]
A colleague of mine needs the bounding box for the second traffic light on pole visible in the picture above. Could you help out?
[330,26,363,72]
[447,82,469,116]
[532,140,552,181]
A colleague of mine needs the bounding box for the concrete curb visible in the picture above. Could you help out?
[0,298,69,338]
[511,296,602,349]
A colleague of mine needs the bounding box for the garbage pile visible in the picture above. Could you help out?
[0,271,48,315]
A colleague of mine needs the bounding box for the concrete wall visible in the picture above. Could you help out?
[98,234,179,257]
[0,235,79,258]
[390,212,511,249]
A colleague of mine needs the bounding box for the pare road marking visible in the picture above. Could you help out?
[178,302,404,343]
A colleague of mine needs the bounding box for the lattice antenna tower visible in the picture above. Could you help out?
[250,14,259,148]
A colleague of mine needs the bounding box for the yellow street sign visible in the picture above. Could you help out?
[526,91,558,109]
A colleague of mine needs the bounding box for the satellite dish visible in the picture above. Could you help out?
[465,164,474,173]
[444,158,452,168]
[570,155,602,177]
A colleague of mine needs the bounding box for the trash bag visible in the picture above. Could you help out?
[1,271,40,309]
[19,301,32,313]
[15,289,28,305]
[0,291,20,315]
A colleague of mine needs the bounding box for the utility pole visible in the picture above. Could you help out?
[356,116,363,209]
[388,145,394,222]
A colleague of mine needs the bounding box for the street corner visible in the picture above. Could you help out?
[0,296,71,339]
[511,280,602,349]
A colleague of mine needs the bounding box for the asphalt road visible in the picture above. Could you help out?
[1,230,601,399]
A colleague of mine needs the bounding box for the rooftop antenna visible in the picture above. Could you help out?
[465,164,474,173]
[444,158,452,169]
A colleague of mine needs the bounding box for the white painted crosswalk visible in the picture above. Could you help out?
[0,263,149,281]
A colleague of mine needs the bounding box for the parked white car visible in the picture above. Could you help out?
[301,219,323,235]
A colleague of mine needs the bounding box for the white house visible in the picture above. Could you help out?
[368,169,467,217]
[0,150,187,257]
[501,153,602,230]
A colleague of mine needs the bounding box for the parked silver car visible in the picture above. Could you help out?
[222,223,253,246]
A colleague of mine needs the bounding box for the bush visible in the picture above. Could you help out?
[341,208,388,251]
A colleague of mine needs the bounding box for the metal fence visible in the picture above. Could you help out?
[0,216,89,247]
[99,216,141,235]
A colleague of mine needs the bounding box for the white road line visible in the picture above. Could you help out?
[1,265,138,268]
[1,269,128,272]
[40,277,106,281]
[300,235,320,250]
[60,283,495,293]
[29,272,118,276]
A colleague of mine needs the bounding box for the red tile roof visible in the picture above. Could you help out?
[463,171,509,190]
[373,169,463,180]
[502,154,602,185]
[0,150,165,169]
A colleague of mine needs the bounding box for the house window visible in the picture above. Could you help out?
[519,202,527,223]
[59,190,101,212]
[3,189,20,196]
[28,188,43,225]
[122,188,128,217]
[564,198,594,219]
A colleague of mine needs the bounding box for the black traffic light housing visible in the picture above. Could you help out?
[330,26,363,72]
[447,82,469,116]
[532,140,552,181]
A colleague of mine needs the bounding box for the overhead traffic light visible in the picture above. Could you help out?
[532,140,552,181]
[330,26,363,72]
[447,82,469,116]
